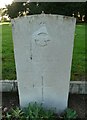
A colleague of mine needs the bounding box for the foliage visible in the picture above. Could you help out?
[6,107,24,120]
[2,102,78,120]
[0,17,10,23]
[6,2,86,21]
[29,2,85,16]
[6,2,26,18]
[23,102,55,120]
[0,8,10,23]
[0,8,7,16]
[63,108,78,120]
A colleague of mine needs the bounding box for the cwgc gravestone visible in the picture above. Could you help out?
[11,14,76,113]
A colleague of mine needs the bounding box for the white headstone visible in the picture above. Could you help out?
[11,14,76,113]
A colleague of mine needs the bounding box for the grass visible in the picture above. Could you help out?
[0,22,86,80]
[71,23,85,81]
[2,23,16,80]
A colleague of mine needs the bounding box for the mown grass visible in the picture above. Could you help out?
[2,23,16,80]
[0,22,86,80]
[71,23,85,81]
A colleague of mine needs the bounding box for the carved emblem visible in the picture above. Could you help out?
[32,25,50,47]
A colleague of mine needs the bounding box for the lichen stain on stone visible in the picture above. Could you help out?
[12,23,14,27]
[41,76,44,103]
[63,16,73,20]
[33,84,35,88]
[56,15,59,19]
[30,56,32,60]
[12,23,15,30]
[63,16,76,22]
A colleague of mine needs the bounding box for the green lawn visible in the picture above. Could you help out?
[0,22,86,80]
[2,23,16,80]
[71,23,85,81]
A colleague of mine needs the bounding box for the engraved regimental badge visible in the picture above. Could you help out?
[32,25,51,47]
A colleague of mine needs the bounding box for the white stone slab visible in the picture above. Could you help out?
[11,14,76,113]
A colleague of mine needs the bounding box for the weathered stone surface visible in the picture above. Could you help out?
[0,80,17,92]
[0,80,87,94]
[11,14,76,113]
[70,81,86,94]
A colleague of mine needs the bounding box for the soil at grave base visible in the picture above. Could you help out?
[1,92,87,119]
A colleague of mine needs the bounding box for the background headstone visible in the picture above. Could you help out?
[11,14,76,113]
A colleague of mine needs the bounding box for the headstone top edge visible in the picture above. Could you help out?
[11,14,76,23]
